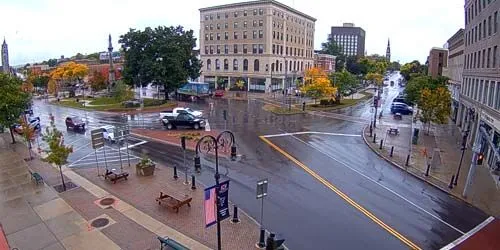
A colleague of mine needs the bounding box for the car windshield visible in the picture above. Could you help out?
[72,117,83,123]
[185,108,194,113]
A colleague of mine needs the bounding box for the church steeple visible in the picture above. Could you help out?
[386,38,391,62]
[107,34,115,91]
[2,37,10,75]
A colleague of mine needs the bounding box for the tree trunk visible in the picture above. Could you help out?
[9,127,16,144]
[59,165,66,191]
[164,84,169,100]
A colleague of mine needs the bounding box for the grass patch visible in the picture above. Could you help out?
[307,90,374,111]
[89,97,120,105]
[263,104,305,115]
[54,98,176,112]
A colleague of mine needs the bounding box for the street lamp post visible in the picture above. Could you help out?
[283,58,288,108]
[454,108,474,185]
[194,131,237,250]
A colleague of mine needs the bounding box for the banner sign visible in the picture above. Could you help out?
[204,180,230,227]
[204,185,217,228]
[217,180,230,221]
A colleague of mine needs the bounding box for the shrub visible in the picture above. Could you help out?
[143,99,166,107]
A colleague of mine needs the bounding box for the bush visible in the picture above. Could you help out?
[319,98,336,106]
[143,99,167,107]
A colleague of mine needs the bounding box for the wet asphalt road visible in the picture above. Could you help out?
[29,72,489,250]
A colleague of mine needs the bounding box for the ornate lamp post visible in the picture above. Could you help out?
[194,131,237,250]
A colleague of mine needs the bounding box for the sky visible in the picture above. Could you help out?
[0,0,464,66]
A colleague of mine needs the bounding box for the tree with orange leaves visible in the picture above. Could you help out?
[301,67,336,103]
[49,62,89,97]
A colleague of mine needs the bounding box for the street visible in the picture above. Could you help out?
[29,73,488,250]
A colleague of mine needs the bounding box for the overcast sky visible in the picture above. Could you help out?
[1,0,464,66]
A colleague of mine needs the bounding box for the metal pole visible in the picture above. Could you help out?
[214,141,222,250]
[260,195,264,230]
[463,122,482,198]
[183,149,188,185]
[103,146,108,170]
[126,133,131,167]
[283,58,287,107]
[118,138,123,172]
[95,150,100,177]
[455,146,466,186]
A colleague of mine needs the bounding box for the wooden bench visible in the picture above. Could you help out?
[104,169,129,184]
[28,169,44,184]
[387,128,399,135]
[155,190,192,213]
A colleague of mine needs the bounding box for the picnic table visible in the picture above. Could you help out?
[155,190,192,213]
[387,127,399,135]
[104,169,129,184]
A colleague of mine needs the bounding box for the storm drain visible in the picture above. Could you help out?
[90,218,110,228]
[99,197,116,206]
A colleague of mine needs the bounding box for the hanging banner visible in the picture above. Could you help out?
[204,185,217,228]
[217,180,230,221]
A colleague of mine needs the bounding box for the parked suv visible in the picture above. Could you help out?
[65,116,86,131]
[390,102,413,115]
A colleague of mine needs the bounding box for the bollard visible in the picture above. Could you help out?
[231,205,241,223]
[405,155,410,166]
[265,233,276,250]
[302,102,306,111]
[191,175,196,190]
[373,133,377,143]
[448,175,455,189]
[369,122,373,137]
[390,146,394,157]
[425,164,430,176]
[194,156,201,173]
[379,139,384,149]
[173,165,178,180]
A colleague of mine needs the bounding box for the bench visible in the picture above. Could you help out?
[104,169,129,184]
[157,236,189,250]
[28,169,44,184]
[155,191,192,213]
[387,128,399,135]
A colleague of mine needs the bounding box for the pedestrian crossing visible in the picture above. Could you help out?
[68,145,141,169]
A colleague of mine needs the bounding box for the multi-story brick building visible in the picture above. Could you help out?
[443,29,465,123]
[314,53,336,73]
[427,47,448,78]
[199,0,316,92]
[460,0,500,179]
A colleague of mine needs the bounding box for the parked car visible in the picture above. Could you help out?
[390,102,413,115]
[161,113,206,130]
[123,99,141,108]
[393,97,413,106]
[214,89,225,97]
[159,107,203,119]
[100,125,116,142]
[12,117,41,134]
[65,116,86,131]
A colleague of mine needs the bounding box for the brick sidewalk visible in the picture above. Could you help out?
[363,118,500,217]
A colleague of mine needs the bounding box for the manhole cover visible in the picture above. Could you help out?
[91,218,110,228]
[99,197,115,206]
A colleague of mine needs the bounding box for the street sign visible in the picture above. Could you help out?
[256,179,268,199]
[91,128,104,149]
[218,180,230,221]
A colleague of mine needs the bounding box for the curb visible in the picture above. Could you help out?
[361,124,470,203]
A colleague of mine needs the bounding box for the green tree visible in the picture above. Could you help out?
[47,59,58,67]
[30,75,50,90]
[42,120,73,191]
[400,60,427,81]
[119,26,202,100]
[331,70,357,98]
[0,73,31,143]
[419,87,451,133]
[87,52,100,60]
[302,67,336,103]
[404,75,448,105]
[321,37,346,72]
[113,81,133,102]
[19,117,36,160]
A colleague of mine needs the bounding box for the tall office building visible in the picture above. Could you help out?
[460,0,500,180]
[1,38,10,75]
[427,47,448,78]
[199,0,316,93]
[330,23,365,57]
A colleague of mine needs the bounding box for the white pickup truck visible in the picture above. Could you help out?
[160,107,203,119]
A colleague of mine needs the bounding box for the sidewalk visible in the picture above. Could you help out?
[363,116,500,217]
[1,132,260,249]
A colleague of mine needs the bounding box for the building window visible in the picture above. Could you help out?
[494,46,498,68]
[234,22,238,28]
[487,47,491,68]
[224,45,229,54]
[254,59,260,71]
[217,23,221,30]
[207,59,211,70]
[216,45,220,54]
[224,59,229,70]
[286,34,288,41]
[225,32,228,40]
[217,13,220,19]
[205,25,209,31]
[253,44,258,54]
[482,49,486,68]
[244,21,247,28]
[273,31,275,39]
[217,33,220,40]
[259,9,264,15]
[243,44,248,54]
[483,20,486,38]
[210,46,214,54]
[225,23,228,29]
[210,33,213,40]
[495,12,498,33]
[210,24,213,30]
[244,10,247,16]
[234,11,238,17]
[234,44,238,53]
[259,44,264,54]
[259,20,263,27]
[286,47,288,55]
[253,9,257,15]
[205,15,209,21]
[243,31,247,39]
[205,34,208,41]
[233,59,238,70]
[488,81,494,107]
[215,59,220,70]
[253,21,257,27]
[280,33,283,40]
[280,45,283,55]
[225,13,228,19]
[272,44,276,54]
[234,32,238,39]
[259,30,263,38]
[253,31,257,39]
[488,16,492,36]
[243,59,248,71]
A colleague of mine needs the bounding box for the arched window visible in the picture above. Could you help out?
[271,63,275,71]
[207,59,212,70]
[276,60,279,71]
[293,61,296,71]
[243,59,248,71]
[224,59,229,70]
[233,59,239,70]
[301,61,304,71]
[254,59,260,71]
[280,62,283,71]
[215,59,220,70]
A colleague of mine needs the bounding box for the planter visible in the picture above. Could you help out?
[140,165,156,176]
[136,159,156,176]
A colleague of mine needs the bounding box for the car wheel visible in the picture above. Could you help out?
[166,123,173,130]
[193,123,200,130]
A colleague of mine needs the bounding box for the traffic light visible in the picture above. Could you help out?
[477,153,484,165]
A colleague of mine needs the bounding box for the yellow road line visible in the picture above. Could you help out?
[259,136,421,250]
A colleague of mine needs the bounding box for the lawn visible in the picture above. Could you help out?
[55,97,176,112]
[306,90,374,111]
[262,104,305,115]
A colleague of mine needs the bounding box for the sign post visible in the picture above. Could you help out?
[91,129,105,176]
[256,179,268,248]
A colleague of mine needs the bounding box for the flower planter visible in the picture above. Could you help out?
[136,158,156,176]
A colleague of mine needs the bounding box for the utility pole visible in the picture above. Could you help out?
[107,34,115,93]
